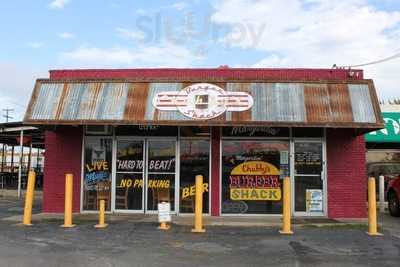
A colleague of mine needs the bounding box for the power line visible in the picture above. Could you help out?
[336,50,400,68]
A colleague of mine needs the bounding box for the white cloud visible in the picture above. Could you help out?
[171,2,188,11]
[211,0,400,100]
[28,42,44,48]
[135,8,147,16]
[49,0,70,9]
[115,27,145,41]
[60,42,203,67]
[0,63,47,121]
[58,32,76,39]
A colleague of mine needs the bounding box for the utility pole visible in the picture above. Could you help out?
[2,108,14,122]
[1,108,13,175]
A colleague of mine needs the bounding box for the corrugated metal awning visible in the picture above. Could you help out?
[24,79,383,128]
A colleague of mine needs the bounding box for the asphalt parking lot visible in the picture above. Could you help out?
[0,197,399,267]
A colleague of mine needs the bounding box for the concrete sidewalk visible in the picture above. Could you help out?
[3,212,368,228]
[0,189,43,198]
[0,196,370,227]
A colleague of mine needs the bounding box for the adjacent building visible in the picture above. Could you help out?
[366,105,400,193]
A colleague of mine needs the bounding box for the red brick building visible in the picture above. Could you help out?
[24,68,383,218]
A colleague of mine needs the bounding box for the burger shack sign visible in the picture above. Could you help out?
[152,83,254,120]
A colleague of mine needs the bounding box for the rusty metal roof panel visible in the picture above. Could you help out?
[145,83,187,121]
[30,82,129,121]
[225,83,252,121]
[303,84,331,123]
[348,84,376,123]
[123,83,147,121]
[58,82,129,120]
[31,83,64,120]
[97,83,129,120]
[250,83,306,122]
[24,80,383,129]
[326,83,354,122]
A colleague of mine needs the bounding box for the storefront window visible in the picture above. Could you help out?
[179,140,210,213]
[221,141,289,214]
[115,140,144,211]
[83,137,112,211]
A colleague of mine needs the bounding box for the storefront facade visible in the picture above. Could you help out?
[24,68,383,218]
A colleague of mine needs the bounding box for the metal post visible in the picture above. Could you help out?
[95,199,108,228]
[23,171,36,226]
[11,145,14,172]
[367,177,383,236]
[379,175,385,213]
[1,143,4,173]
[27,142,32,172]
[36,148,40,170]
[192,175,205,233]
[280,176,293,234]
[17,130,23,198]
[61,173,75,228]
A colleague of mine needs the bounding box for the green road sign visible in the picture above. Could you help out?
[366,112,400,143]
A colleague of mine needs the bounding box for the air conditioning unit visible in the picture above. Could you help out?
[85,125,112,135]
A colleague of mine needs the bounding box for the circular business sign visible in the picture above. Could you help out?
[177,83,227,120]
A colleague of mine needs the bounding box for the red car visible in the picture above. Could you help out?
[387,176,400,217]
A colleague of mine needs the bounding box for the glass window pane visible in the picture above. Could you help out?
[294,176,323,212]
[83,137,112,211]
[115,173,143,210]
[147,140,176,211]
[116,125,178,136]
[148,141,175,173]
[115,140,144,211]
[180,126,210,137]
[294,143,323,175]
[117,140,144,172]
[293,128,323,137]
[221,141,289,214]
[179,140,210,213]
[147,173,175,211]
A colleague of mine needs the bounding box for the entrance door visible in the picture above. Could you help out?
[293,141,325,216]
[145,139,177,213]
[114,138,177,213]
[114,139,145,213]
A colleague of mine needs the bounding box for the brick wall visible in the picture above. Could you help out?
[327,129,367,218]
[49,68,363,81]
[211,127,221,216]
[43,127,82,213]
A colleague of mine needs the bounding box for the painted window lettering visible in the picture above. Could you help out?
[149,159,174,171]
[229,161,282,201]
[117,160,143,171]
[230,127,280,136]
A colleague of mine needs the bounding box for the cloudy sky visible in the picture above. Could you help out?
[0,0,399,120]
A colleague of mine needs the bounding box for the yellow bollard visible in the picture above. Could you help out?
[95,199,108,228]
[192,175,205,233]
[279,176,293,235]
[367,177,383,236]
[22,171,36,226]
[61,173,75,228]
[158,222,170,230]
